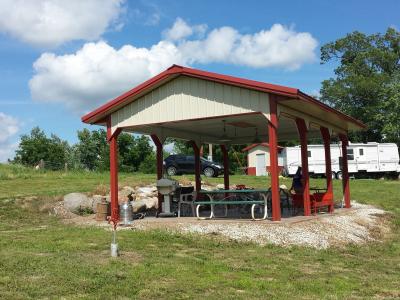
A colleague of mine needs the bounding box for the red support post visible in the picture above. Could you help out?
[320,127,333,195]
[268,96,281,221]
[339,134,351,208]
[220,145,230,190]
[150,134,164,214]
[190,141,201,193]
[295,118,311,216]
[107,118,121,229]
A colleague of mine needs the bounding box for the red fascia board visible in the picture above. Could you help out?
[242,143,283,152]
[177,66,299,97]
[81,67,180,124]
[297,91,366,129]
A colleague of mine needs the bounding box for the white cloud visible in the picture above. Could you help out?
[179,23,317,69]
[0,0,125,47]
[29,19,318,113]
[163,17,207,41]
[30,41,185,113]
[0,112,20,162]
[0,112,19,143]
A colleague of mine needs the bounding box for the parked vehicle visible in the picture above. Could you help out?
[163,155,224,177]
[282,142,400,179]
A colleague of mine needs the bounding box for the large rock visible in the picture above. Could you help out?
[63,193,92,212]
[216,184,225,189]
[118,186,135,203]
[131,197,158,213]
[135,186,157,201]
[132,199,146,213]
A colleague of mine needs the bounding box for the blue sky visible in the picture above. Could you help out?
[0,0,398,161]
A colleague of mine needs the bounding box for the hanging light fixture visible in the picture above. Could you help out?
[252,127,261,143]
[219,120,232,142]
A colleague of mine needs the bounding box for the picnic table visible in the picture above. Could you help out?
[194,189,270,220]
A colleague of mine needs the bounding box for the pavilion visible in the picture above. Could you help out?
[82,65,365,225]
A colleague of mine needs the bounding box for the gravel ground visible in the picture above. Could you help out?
[60,201,389,249]
[179,202,389,249]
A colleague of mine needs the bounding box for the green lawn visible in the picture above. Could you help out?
[0,164,399,299]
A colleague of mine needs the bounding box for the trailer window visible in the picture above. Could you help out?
[359,149,364,156]
[307,150,311,157]
[347,149,354,160]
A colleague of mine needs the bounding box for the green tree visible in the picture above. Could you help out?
[14,127,69,170]
[138,152,156,174]
[75,128,108,170]
[75,129,154,171]
[320,27,400,145]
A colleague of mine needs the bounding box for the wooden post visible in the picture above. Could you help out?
[107,118,121,228]
[295,118,311,216]
[339,134,351,208]
[320,127,333,195]
[190,141,201,193]
[208,144,213,161]
[269,95,281,221]
[150,134,164,214]
[220,145,229,190]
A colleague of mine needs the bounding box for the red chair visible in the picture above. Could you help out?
[310,192,334,215]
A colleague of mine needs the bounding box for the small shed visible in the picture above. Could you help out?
[242,143,284,176]
[82,65,365,222]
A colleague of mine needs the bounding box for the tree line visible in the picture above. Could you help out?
[13,128,248,173]
[13,127,156,172]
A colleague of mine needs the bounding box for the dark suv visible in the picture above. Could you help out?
[164,155,224,177]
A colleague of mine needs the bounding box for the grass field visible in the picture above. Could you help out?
[0,164,399,299]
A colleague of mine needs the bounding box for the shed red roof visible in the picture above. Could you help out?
[242,143,284,152]
[81,64,366,130]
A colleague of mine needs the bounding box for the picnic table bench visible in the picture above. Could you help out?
[194,189,269,220]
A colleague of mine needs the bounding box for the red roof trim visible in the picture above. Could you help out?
[81,64,365,130]
[81,66,179,123]
[242,143,284,152]
[296,91,366,129]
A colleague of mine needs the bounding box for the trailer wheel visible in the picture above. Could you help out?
[331,172,336,179]
[336,171,342,180]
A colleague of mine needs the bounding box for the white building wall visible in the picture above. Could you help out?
[248,146,271,167]
[248,146,283,167]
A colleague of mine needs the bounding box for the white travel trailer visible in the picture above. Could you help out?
[282,142,400,179]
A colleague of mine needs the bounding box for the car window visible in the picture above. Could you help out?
[186,156,194,161]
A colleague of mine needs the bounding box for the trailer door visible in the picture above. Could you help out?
[365,146,379,172]
[355,147,368,171]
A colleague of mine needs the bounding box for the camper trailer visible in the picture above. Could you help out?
[282,142,400,179]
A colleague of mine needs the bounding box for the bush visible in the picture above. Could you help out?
[138,154,157,174]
